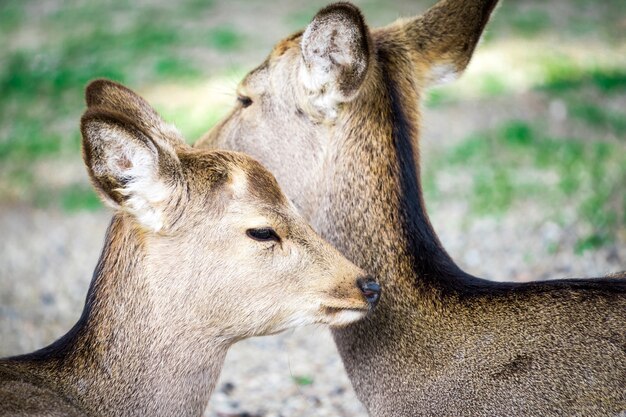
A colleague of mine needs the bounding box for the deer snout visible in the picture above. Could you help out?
[357,276,381,308]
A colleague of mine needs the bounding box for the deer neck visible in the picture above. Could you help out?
[315,39,473,405]
[19,214,228,417]
[313,45,466,307]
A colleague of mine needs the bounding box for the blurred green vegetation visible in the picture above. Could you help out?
[425,62,626,251]
[421,0,626,251]
[486,0,626,41]
[292,375,315,386]
[0,0,239,210]
[1,0,625,253]
[0,0,235,156]
[437,118,624,252]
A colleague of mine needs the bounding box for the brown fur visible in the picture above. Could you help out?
[0,80,379,417]
[197,1,626,416]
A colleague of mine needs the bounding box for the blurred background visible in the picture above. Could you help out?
[1,0,625,415]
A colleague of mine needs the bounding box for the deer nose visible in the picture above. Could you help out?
[357,276,381,307]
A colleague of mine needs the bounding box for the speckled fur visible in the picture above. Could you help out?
[0,81,376,417]
[197,1,626,416]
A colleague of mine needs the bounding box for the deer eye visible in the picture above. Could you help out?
[237,95,253,108]
[246,227,280,242]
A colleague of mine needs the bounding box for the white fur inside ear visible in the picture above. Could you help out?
[300,12,368,119]
[298,63,341,120]
[301,27,360,89]
[429,64,459,85]
[94,125,172,232]
[118,176,170,232]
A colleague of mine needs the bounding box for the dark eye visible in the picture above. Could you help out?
[237,95,253,108]
[246,227,280,242]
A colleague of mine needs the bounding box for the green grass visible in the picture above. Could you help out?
[425,88,458,108]
[488,1,626,42]
[485,4,551,40]
[292,375,314,386]
[508,8,552,38]
[434,120,626,252]
[540,64,626,95]
[536,63,626,137]
[0,0,239,165]
[0,0,247,210]
[0,121,65,160]
[207,27,244,51]
[59,186,103,212]
[569,103,626,136]
[31,184,103,212]
[479,74,509,97]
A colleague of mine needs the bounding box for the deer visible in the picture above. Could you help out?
[0,80,381,417]
[197,1,626,416]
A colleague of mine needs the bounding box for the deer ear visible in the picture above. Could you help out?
[81,108,182,232]
[85,79,187,150]
[300,3,371,116]
[401,0,499,86]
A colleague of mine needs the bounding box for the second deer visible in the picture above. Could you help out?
[199,1,626,415]
[0,80,380,417]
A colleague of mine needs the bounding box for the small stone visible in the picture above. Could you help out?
[221,382,236,396]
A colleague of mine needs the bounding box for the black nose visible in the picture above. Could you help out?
[357,276,381,307]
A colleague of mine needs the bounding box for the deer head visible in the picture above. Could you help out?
[81,80,379,341]
[197,1,496,221]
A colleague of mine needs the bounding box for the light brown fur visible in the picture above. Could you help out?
[198,2,626,416]
[0,80,379,417]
